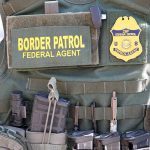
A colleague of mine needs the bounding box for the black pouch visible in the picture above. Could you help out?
[121,130,150,150]
[67,130,94,149]
[94,132,120,150]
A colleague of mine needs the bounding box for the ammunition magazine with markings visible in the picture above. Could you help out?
[30,94,69,133]
[0,0,150,150]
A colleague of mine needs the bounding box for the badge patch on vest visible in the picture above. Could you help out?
[110,16,143,62]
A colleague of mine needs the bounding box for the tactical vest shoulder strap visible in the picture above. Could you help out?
[2,0,44,16]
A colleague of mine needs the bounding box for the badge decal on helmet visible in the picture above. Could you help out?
[110,16,143,62]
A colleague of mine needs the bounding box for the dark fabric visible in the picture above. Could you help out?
[0,0,149,133]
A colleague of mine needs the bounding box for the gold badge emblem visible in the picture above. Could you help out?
[110,16,143,62]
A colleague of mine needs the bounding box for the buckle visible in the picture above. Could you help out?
[7,128,17,139]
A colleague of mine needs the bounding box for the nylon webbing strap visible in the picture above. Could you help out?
[26,78,147,94]
[70,106,92,120]
[69,105,145,121]
[45,1,59,14]
[42,77,59,144]
[117,105,145,120]
[2,0,44,16]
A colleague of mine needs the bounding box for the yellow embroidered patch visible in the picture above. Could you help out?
[110,16,143,62]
